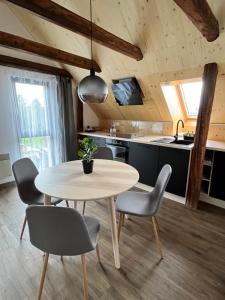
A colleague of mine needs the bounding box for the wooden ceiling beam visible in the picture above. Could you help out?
[0,54,72,77]
[173,0,219,42]
[186,63,218,209]
[0,31,101,72]
[6,0,143,61]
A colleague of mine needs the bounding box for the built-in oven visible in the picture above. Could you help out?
[106,138,129,163]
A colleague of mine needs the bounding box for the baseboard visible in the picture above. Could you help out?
[200,193,225,209]
[0,176,14,185]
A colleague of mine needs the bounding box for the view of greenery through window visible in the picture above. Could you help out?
[15,82,51,168]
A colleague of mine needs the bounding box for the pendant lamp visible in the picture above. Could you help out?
[78,0,108,104]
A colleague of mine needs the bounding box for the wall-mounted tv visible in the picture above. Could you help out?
[112,77,144,106]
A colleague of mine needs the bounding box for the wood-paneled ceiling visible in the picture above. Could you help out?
[4,0,225,123]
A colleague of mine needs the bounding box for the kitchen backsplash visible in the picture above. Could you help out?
[99,119,173,136]
[184,123,225,141]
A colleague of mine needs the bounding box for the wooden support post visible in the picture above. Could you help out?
[173,0,219,42]
[0,31,101,72]
[186,63,218,209]
[0,54,72,77]
[6,0,143,60]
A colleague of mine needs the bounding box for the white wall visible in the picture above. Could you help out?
[83,104,100,129]
[0,67,20,184]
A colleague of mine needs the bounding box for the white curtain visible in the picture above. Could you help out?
[0,67,64,170]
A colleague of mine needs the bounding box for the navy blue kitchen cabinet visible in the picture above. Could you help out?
[209,151,225,200]
[128,143,159,187]
[157,147,190,197]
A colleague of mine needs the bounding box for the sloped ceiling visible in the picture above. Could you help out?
[0,2,58,66]
[4,0,225,123]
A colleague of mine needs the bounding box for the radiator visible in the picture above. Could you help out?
[0,153,11,180]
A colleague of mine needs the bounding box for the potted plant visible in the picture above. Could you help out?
[78,137,98,174]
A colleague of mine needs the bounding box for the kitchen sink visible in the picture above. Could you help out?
[152,138,193,145]
[170,140,193,145]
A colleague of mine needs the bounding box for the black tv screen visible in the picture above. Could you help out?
[112,77,144,106]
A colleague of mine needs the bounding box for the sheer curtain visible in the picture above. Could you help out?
[8,69,64,170]
[56,75,77,161]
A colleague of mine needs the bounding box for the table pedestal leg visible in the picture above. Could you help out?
[73,201,77,209]
[108,197,120,269]
[44,194,51,206]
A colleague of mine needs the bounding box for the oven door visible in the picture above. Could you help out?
[106,144,128,163]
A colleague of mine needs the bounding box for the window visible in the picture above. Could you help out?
[12,76,63,170]
[179,81,203,118]
[14,81,51,169]
[161,79,203,119]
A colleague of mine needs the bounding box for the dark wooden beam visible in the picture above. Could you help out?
[6,0,143,61]
[173,0,219,42]
[0,54,72,77]
[0,31,101,72]
[186,63,218,209]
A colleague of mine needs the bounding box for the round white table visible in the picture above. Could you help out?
[35,159,139,269]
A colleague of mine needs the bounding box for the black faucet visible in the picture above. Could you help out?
[174,119,184,141]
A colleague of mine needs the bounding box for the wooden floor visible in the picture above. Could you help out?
[0,183,225,300]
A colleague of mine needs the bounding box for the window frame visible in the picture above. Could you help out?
[163,78,202,120]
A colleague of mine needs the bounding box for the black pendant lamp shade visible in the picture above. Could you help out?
[78,68,108,104]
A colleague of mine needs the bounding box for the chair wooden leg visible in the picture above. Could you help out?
[20,215,27,240]
[82,201,86,215]
[65,200,69,208]
[96,244,101,263]
[122,214,125,226]
[38,253,49,300]
[81,254,88,300]
[118,213,124,241]
[155,216,160,232]
[151,216,163,259]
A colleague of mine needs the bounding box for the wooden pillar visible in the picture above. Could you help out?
[186,63,218,209]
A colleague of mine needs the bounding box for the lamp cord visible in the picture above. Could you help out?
[90,0,93,70]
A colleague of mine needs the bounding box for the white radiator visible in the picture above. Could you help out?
[0,153,11,180]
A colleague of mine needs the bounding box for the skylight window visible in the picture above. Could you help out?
[161,79,203,120]
[179,81,203,118]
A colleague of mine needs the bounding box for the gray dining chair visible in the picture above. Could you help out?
[93,146,113,160]
[116,164,172,258]
[82,146,113,214]
[12,157,69,240]
[26,205,100,300]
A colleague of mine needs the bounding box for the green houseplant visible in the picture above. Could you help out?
[78,137,97,174]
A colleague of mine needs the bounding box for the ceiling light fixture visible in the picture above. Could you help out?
[78,0,108,104]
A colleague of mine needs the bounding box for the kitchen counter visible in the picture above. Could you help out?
[79,131,193,150]
[79,131,225,152]
[206,140,225,152]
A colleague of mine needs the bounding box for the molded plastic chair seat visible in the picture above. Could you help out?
[12,157,65,240]
[25,193,61,206]
[26,206,101,299]
[116,191,159,217]
[82,146,113,215]
[93,147,113,160]
[84,216,100,248]
[116,164,172,259]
